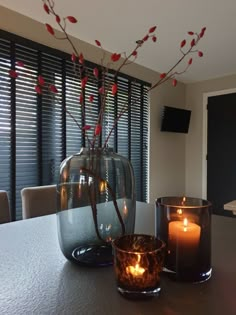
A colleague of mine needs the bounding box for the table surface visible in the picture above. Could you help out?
[0,202,236,315]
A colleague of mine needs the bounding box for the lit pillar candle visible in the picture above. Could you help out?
[168,218,201,268]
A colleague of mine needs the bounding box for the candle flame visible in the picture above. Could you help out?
[126,254,145,277]
[137,254,141,263]
[183,217,188,232]
[99,180,107,193]
[183,218,188,227]
[123,200,128,217]
[181,196,186,205]
[177,208,183,215]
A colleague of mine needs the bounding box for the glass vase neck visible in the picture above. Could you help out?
[79,147,114,155]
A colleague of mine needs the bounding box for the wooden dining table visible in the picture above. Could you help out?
[0,201,235,315]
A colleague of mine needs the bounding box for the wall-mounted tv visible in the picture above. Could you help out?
[161,106,191,134]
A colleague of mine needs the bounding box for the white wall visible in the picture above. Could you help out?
[149,84,186,203]
[186,74,236,199]
[0,5,187,204]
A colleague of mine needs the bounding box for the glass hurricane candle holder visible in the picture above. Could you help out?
[112,234,166,299]
[156,196,212,283]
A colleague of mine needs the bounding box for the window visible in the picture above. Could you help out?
[0,30,150,220]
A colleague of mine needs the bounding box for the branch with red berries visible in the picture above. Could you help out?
[9,0,206,149]
[103,28,206,148]
[7,0,206,241]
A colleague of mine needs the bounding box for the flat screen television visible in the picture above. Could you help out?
[161,106,191,134]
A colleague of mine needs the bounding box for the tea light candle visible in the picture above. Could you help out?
[112,234,165,299]
[126,254,145,278]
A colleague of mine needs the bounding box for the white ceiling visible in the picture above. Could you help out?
[1,0,236,83]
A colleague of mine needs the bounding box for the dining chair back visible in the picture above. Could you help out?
[0,190,11,223]
[21,185,57,219]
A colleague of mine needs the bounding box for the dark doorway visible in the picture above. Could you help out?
[207,92,236,216]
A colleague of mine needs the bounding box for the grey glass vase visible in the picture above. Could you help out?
[57,147,136,267]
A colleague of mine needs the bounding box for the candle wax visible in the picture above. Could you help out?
[126,264,145,277]
[168,219,201,268]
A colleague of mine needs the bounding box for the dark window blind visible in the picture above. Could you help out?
[117,77,129,158]
[142,86,149,201]
[41,53,64,185]
[0,38,11,212]
[0,30,150,220]
[65,60,83,155]
[15,44,39,219]
[84,67,99,148]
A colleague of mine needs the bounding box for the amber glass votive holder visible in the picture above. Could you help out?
[112,234,166,299]
[156,196,212,283]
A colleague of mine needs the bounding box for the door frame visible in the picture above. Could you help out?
[202,87,236,199]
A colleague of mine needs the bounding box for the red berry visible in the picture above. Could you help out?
[160,73,166,79]
[199,28,206,38]
[89,95,94,103]
[67,16,77,23]
[56,15,61,24]
[99,86,105,94]
[9,69,18,79]
[93,67,99,78]
[172,79,177,87]
[190,39,195,47]
[81,77,88,89]
[180,39,186,48]
[111,53,121,62]
[198,51,203,57]
[112,83,118,95]
[45,24,54,35]
[43,3,50,14]
[16,61,24,67]
[38,75,45,86]
[35,85,42,94]
[83,125,91,131]
[95,124,102,136]
[71,53,76,62]
[149,26,157,33]
[49,84,58,93]
[79,53,84,64]
[95,40,101,47]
